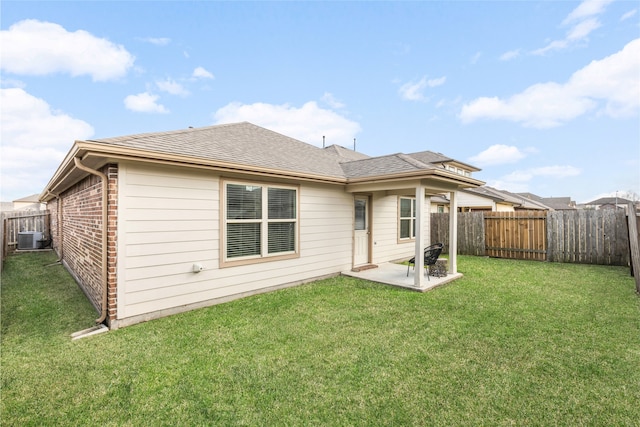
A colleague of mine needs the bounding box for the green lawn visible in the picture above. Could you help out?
[2,251,639,426]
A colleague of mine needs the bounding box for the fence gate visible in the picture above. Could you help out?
[484,211,547,261]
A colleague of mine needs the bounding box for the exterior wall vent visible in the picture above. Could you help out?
[17,231,44,250]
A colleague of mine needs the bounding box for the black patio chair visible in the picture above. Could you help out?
[406,243,444,280]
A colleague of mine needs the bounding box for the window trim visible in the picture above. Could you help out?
[220,179,300,268]
[398,196,416,243]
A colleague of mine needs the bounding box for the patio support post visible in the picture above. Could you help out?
[425,195,432,244]
[414,184,426,288]
[448,190,458,274]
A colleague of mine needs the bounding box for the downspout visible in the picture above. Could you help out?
[73,158,109,324]
[45,190,63,263]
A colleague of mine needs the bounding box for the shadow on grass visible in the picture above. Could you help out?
[1,251,97,344]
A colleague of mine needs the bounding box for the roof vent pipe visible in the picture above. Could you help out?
[323,135,325,148]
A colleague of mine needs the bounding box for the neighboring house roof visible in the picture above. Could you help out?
[465,186,512,203]
[430,195,450,204]
[41,122,484,200]
[500,190,553,210]
[538,197,575,210]
[517,192,576,210]
[13,194,40,203]
[584,197,632,206]
[459,187,552,210]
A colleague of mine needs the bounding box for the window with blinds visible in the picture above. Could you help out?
[399,197,416,240]
[224,181,298,261]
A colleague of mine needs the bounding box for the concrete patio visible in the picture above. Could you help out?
[342,262,463,292]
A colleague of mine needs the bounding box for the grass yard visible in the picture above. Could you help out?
[1,251,639,426]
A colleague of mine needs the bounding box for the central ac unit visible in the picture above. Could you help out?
[17,231,44,250]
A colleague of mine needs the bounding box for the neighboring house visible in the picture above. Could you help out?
[517,193,575,210]
[41,122,483,329]
[430,195,450,213]
[12,194,46,211]
[583,197,635,212]
[456,186,550,212]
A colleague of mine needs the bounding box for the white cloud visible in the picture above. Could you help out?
[156,78,190,97]
[502,165,581,183]
[0,19,134,81]
[399,76,446,101]
[470,51,482,64]
[321,92,345,109]
[213,101,361,147]
[124,92,169,113]
[562,0,614,25]
[533,0,613,55]
[500,49,521,61]
[569,39,640,118]
[620,9,637,21]
[460,38,640,128]
[529,165,581,178]
[0,88,94,201]
[532,40,569,56]
[566,18,601,41]
[469,145,527,167]
[192,66,214,79]
[427,76,447,87]
[0,78,26,89]
[488,165,581,194]
[399,78,427,101]
[139,37,171,46]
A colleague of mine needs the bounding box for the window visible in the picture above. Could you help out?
[354,198,367,230]
[224,181,298,263]
[399,197,416,240]
[445,164,471,177]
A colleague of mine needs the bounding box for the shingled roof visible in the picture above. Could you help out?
[340,153,437,178]
[88,122,481,181]
[323,144,370,162]
[89,122,348,179]
[43,122,483,200]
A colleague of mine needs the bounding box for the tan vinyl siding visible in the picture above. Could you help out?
[117,163,352,320]
[117,162,218,319]
[370,193,416,263]
[371,193,434,264]
[457,192,495,210]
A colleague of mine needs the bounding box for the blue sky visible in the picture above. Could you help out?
[1,0,638,204]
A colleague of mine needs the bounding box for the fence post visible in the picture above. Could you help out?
[626,203,640,293]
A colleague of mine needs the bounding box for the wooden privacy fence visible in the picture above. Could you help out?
[485,211,547,261]
[431,209,635,266]
[431,212,486,256]
[547,209,629,265]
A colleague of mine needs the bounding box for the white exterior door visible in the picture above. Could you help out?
[354,196,370,266]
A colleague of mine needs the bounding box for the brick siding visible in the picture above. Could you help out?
[58,164,118,322]
[106,165,118,322]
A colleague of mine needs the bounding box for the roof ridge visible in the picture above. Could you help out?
[397,153,430,169]
[90,121,249,142]
[340,152,403,165]
[408,150,452,162]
